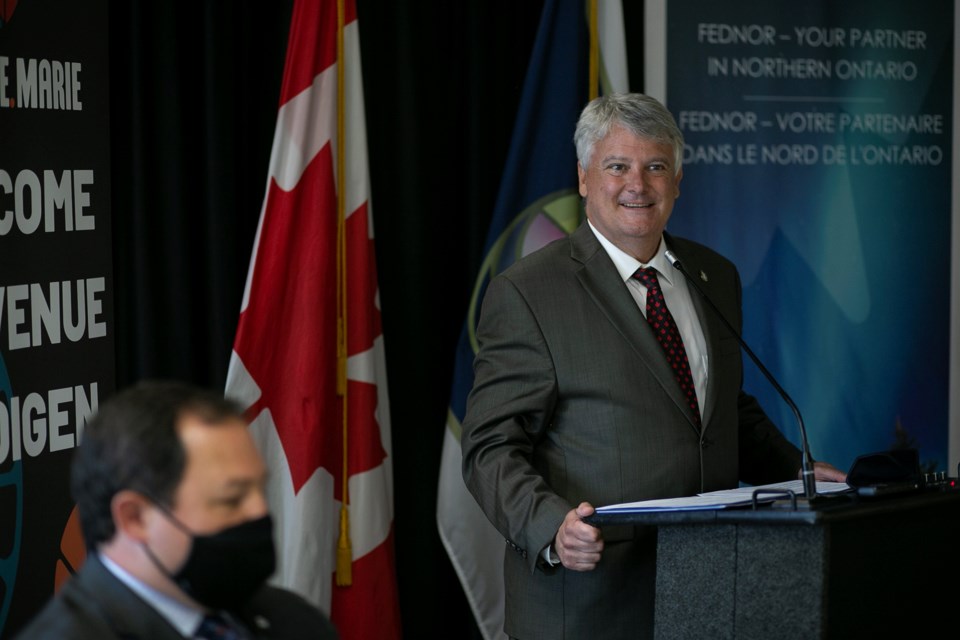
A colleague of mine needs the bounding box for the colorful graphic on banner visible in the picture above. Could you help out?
[0,0,114,636]
[658,0,953,472]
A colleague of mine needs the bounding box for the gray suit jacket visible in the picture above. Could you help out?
[462,223,801,640]
[14,555,339,639]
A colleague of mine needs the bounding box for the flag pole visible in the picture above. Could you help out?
[335,0,353,587]
[588,0,599,100]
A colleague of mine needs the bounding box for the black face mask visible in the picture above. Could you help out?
[144,508,276,610]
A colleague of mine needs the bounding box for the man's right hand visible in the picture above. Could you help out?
[554,502,604,571]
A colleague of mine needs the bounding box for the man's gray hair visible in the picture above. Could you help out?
[574,93,684,174]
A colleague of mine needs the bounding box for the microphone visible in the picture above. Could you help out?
[664,250,818,501]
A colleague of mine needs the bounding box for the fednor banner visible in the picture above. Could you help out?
[649,0,954,473]
[436,1,627,638]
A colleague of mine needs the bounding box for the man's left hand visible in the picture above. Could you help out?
[811,461,846,483]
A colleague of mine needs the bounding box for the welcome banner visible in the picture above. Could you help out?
[646,0,954,473]
[0,0,114,636]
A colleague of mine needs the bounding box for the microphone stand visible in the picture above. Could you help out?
[665,251,818,503]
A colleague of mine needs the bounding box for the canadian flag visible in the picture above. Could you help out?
[225,1,401,638]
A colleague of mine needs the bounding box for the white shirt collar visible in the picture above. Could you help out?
[586,219,675,287]
[99,552,204,638]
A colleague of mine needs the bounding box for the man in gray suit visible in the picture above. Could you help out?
[16,380,338,639]
[461,93,845,640]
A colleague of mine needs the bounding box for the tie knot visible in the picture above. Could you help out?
[634,267,659,289]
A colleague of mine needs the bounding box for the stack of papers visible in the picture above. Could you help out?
[596,480,852,514]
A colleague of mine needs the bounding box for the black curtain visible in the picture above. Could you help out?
[109,1,645,635]
[108,1,543,636]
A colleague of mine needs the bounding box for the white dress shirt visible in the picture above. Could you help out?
[100,553,203,638]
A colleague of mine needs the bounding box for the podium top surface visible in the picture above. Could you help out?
[583,487,960,527]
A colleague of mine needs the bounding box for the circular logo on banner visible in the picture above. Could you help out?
[0,360,21,634]
[466,189,583,355]
[0,0,21,29]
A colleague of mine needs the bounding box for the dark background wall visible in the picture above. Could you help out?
[107,1,645,636]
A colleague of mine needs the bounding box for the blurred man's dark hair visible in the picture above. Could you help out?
[71,380,244,547]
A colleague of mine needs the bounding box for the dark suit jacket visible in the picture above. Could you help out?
[14,555,339,639]
[461,223,801,640]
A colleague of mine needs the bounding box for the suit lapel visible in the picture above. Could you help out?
[662,234,730,433]
[74,556,187,640]
[570,224,701,434]
[683,261,721,431]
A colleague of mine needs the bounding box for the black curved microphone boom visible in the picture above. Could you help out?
[664,250,818,500]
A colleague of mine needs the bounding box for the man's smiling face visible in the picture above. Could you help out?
[578,125,682,263]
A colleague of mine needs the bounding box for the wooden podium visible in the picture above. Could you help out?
[589,489,960,639]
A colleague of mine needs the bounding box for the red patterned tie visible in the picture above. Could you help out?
[634,267,702,426]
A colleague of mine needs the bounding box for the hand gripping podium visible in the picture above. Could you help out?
[586,488,960,639]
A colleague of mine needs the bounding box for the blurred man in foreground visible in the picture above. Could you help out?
[17,380,338,639]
